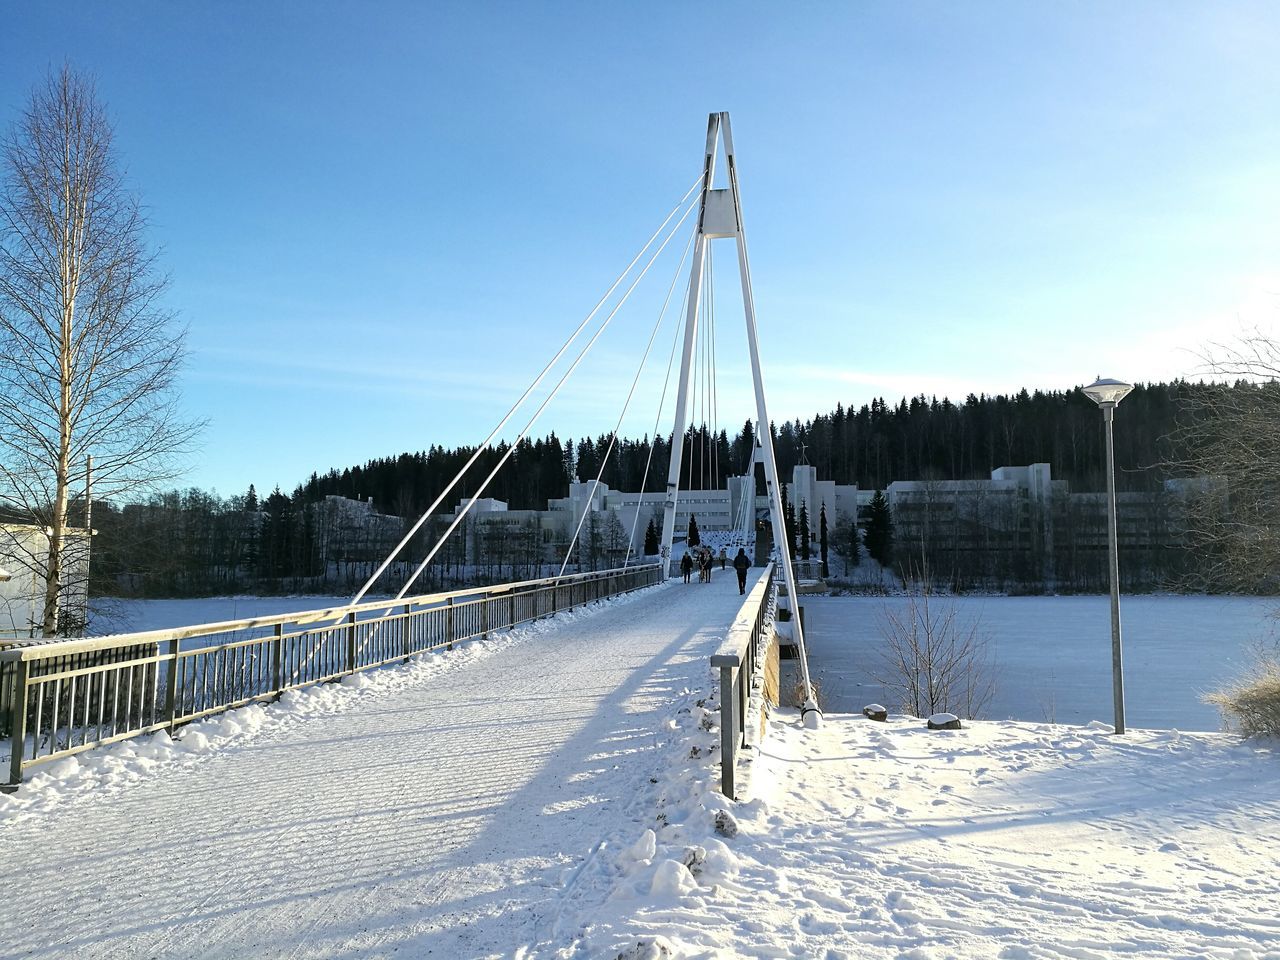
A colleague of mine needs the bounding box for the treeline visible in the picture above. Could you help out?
[304,381,1196,516]
[90,381,1212,596]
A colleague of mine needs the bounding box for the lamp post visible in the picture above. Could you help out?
[1082,376,1133,734]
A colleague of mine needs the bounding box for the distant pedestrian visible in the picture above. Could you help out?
[680,552,694,584]
[699,548,712,583]
[718,547,727,570]
[733,547,751,595]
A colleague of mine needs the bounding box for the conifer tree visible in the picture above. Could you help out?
[865,490,893,565]
[687,514,701,548]
[643,517,659,556]
[819,503,829,577]
[799,501,811,560]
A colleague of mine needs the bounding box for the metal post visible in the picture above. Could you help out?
[719,664,735,798]
[7,659,29,788]
[272,623,284,694]
[346,611,358,674]
[446,597,455,650]
[1103,404,1126,734]
[658,117,718,574]
[164,639,180,730]
[402,604,412,660]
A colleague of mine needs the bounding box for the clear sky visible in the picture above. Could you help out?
[3,2,1278,498]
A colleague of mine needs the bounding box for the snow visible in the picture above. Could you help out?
[543,709,1280,959]
[802,594,1280,730]
[0,571,767,958]
[4,578,1279,958]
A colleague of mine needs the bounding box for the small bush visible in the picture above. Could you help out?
[1205,657,1280,738]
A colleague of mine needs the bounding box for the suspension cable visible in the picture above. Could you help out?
[391,191,703,601]
[557,224,698,578]
[348,174,705,606]
[624,266,692,565]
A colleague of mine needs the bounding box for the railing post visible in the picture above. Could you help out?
[164,639,180,731]
[346,611,357,674]
[7,659,29,789]
[509,592,516,629]
[720,664,736,798]
[446,597,455,650]
[402,604,412,660]
[272,623,285,695]
[482,594,490,638]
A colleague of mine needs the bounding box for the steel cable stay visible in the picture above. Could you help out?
[345,174,706,610]
[555,222,698,579]
[384,189,703,608]
[622,270,692,566]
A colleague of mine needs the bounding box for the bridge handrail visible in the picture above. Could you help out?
[0,564,660,662]
[710,561,776,798]
[3,563,662,788]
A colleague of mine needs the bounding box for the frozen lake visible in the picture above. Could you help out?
[89,592,1278,733]
[801,594,1280,732]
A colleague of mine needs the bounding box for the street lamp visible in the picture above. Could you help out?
[1082,376,1134,734]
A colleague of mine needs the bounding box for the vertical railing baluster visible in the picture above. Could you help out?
[164,639,180,732]
[6,660,28,787]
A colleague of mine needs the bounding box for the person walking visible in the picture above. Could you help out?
[733,547,751,595]
[680,551,694,584]
[718,547,727,571]
[700,548,712,583]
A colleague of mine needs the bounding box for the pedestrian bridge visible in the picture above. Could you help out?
[0,565,774,958]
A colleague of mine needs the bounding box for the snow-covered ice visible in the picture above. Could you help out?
[802,594,1280,730]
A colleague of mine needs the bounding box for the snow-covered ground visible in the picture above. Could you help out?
[802,594,1279,731]
[4,580,1278,958]
[555,710,1280,959]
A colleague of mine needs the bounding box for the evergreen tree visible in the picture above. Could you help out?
[798,501,811,560]
[865,490,893,565]
[819,503,829,577]
[643,517,659,556]
[687,514,701,547]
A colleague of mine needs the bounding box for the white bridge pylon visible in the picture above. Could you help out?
[658,112,820,720]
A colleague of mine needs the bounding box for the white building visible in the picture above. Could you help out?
[0,523,91,639]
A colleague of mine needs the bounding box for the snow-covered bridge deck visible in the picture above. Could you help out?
[0,571,764,958]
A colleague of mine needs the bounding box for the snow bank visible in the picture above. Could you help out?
[538,699,1280,958]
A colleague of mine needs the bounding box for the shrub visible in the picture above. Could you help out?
[1205,656,1280,738]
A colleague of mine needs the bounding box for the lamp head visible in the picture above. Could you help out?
[1082,377,1133,408]
[0,567,11,583]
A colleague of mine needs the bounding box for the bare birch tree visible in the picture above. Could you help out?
[0,67,198,636]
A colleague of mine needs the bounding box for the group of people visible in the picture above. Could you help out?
[680,545,755,594]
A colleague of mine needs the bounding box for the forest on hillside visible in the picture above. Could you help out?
[299,381,1198,515]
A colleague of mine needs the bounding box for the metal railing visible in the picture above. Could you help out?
[710,562,776,798]
[2,563,661,789]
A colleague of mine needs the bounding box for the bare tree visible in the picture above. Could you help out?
[1167,332,1280,592]
[875,569,994,718]
[0,66,199,636]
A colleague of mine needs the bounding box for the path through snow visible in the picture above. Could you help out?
[0,572,759,959]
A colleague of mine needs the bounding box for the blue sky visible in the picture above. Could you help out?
[3,2,1279,498]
